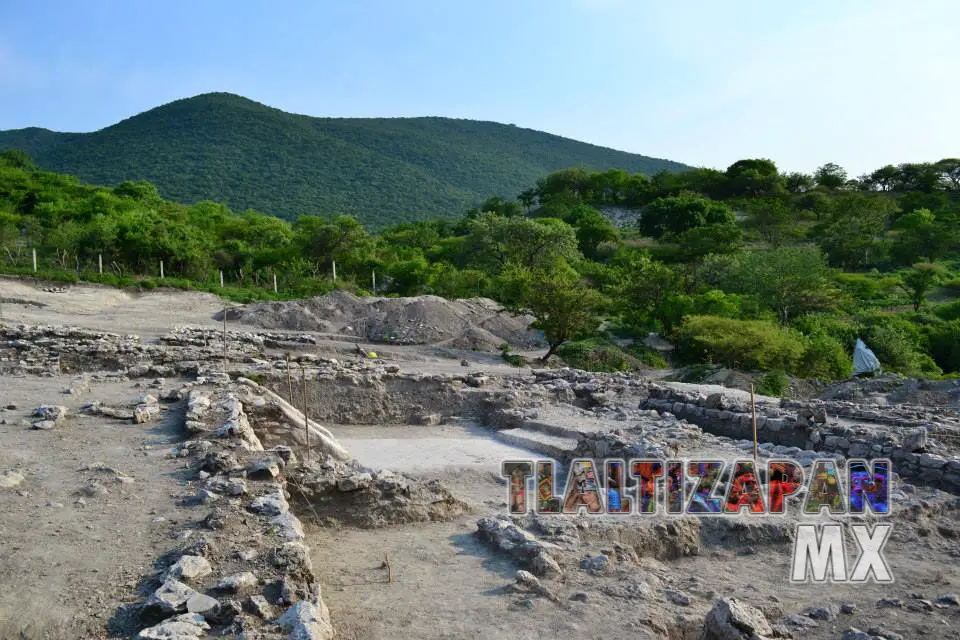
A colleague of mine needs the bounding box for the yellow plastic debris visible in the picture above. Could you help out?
[367,352,378,358]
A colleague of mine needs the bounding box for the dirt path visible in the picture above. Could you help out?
[0,376,194,639]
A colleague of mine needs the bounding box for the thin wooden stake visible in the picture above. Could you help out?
[286,353,294,404]
[383,554,393,583]
[301,365,310,465]
[222,306,228,372]
[750,383,758,463]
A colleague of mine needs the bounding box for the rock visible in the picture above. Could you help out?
[247,458,280,480]
[580,554,610,573]
[877,597,902,608]
[276,601,335,640]
[217,572,258,594]
[570,591,589,602]
[601,578,652,600]
[186,592,221,618]
[31,420,58,430]
[249,489,289,516]
[701,597,773,639]
[903,429,927,452]
[272,542,313,580]
[0,470,25,489]
[247,594,275,620]
[134,403,161,424]
[136,612,210,639]
[805,604,837,620]
[201,451,240,474]
[167,555,213,582]
[270,512,306,540]
[919,453,947,469]
[337,472,373,492]
[33,405,67,423]
[781,613,818,629]
[136,393,159,406]
[145,579,197,615]
[667,590,691,606]
[840,602,857,614]
[840,629,872,640]
[531,550,562,577]
[936,594,959,606]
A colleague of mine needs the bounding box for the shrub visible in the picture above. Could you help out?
[927,320,960,374]
[674,315,806,372]
[556,338,639,373]
[625,343,670,368]
[934,300,960,322]
[861,323,941,377]
[756,371,789,397]
[798,333,852,380]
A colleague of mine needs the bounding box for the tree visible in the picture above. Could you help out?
[564,205,620,259]
[706,246,837,324]
[813,163,848,189]
[935,158,960,191]
[868,165,899,192]
[899,263,947,312]
[638,192,735,238]
[785,172,815,194]
[463,213,580,272]
[744,197,801,247]
[812,193,898,269]
[0,148,36,170]
[725,159,784,197]
[499,261,604,362]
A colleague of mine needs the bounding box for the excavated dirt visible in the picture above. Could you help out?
[222,290,546,350]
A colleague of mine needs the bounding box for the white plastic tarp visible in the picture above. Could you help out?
[852,338,881,376]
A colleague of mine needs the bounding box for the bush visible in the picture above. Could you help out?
[625,343,670,368]
[756,371,789,397]
[861,323,942,377]
[792,313,859,351]
[798,333,852,380]
[556,338,639,373]
[934,300,960,322]
[927,320,960,374]
[674,315,806,372]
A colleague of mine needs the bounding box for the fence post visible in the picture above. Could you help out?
[372,270,376,293]
[32,248,37,273]
[332,260,337,282]
[98,254,103,274]
[160,260,164,279]
[273,272,278,294]
[219,270,224,288]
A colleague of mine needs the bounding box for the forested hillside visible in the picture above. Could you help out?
[0,93,689,229]
[1,148,959,381]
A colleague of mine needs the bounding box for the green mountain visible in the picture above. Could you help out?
[0,92,689,228]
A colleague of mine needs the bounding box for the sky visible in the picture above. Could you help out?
[0,0,957,176]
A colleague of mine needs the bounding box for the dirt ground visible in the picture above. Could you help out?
[0,375,195,639]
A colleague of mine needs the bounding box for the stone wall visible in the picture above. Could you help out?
[641,384,960,494]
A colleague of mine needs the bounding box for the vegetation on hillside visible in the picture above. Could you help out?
[1,146,959,378]
[0,93,689,230]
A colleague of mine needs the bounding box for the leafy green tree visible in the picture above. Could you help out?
[812,193,898,269]
[744,197,801,247]
[705,246,837,324]
[724,159,784,197]
[463,213,580,272]
[935,158,960,191]
[638,192,735,238]
[898,263,947,311]
[813,163,848,189]
[563,205,620,259]
[785,172,815,194]
[499,261,605,362]
[867,165,899,192]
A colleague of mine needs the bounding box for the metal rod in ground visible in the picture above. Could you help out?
[301,365,310,465]
[222,306,228,372]
[751,383,758,463]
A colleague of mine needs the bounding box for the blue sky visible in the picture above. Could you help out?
[1,0,957,176]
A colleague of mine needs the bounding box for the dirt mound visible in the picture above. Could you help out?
[224,290,546,351]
